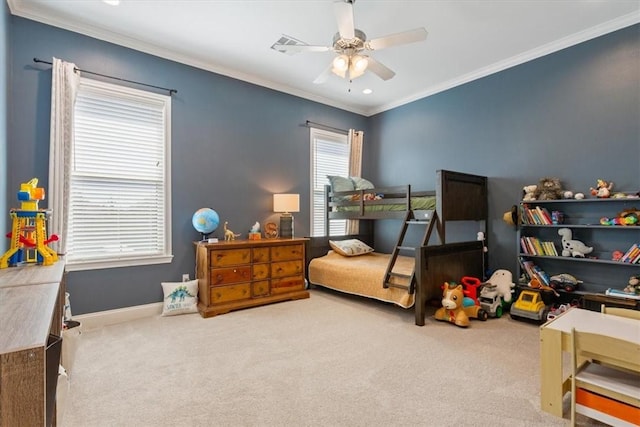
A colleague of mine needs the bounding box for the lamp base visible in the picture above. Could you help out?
[279,214,293,238]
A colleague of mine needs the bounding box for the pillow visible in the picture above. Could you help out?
[329,239,374,257]
[350,176,375,190]
[327,175,355,192]
[161,280,199,316]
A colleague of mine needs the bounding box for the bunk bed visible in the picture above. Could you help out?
[307,170,488,326]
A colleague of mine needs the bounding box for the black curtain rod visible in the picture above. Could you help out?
[33,58,177,95]
[305,120,348,135]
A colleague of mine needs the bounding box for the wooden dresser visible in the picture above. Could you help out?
[195,238,309,317]
[0,260,66,427]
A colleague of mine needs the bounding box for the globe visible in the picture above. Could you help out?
[192,208,220,240]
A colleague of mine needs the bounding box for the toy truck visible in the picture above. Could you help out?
[478,283,508,318]
[510,289,549,323]
[549,273,582,293]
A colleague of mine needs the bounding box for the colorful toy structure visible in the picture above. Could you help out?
[0,178,58,268]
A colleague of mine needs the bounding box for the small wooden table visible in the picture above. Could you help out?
[539,307,640,417]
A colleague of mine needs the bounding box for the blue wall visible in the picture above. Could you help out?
[0,2,8,253]
[8,17,368,314]
[5,16,639,314]
[369,24,640,275]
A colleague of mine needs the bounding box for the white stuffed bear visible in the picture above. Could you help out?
[522,185,537,201]
[483,269,515,302]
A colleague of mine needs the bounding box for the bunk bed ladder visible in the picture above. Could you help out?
[383,210,441,293]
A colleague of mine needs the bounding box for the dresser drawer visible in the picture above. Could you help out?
[271,244,304,262]
[252,263,269,280]
[251,280,270,297]
[252,247,270,263]
[210,266,251,285]
[210,283,251,304]
[210,248,251,267]
[271,260,303,278]
[271,276,304,294]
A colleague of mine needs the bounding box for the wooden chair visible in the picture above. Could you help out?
[570,327,640,426]
[601,304,640,320]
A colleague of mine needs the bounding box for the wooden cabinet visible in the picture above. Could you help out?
[0,260,66,427]
[195,238,309,317]
[517,198,640,297]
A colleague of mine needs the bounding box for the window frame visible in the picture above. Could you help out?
[65,77,172,271]
[309,127,349,237]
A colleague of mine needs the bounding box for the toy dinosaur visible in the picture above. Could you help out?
[223,221,241,241]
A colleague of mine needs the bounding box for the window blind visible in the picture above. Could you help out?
[67,78,171,268]
[310,128,349,236]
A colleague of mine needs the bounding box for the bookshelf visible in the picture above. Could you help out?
[517,197,640,298]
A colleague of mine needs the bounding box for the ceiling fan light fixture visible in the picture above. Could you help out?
[332,55,349,71]
[352,55,368,72]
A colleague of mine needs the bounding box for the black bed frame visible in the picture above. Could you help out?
[307,170,489,326]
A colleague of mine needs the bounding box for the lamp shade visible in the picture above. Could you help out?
[273,194,300,214]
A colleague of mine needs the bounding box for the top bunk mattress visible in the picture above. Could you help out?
[334,195,436,213]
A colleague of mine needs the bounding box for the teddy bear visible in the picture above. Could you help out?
[522,185,537,201]
[534,177,563,200]
[623,275,640,295]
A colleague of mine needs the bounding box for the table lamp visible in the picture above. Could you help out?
[273,194,299,238]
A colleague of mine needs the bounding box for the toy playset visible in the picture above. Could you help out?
[1,178,58,268]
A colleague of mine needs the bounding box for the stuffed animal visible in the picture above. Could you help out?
[482,269,515,302]
[434,282,488,327]
[534,177,563,200]
[624,275,640,295]
[558,228,593,258]
[522,185,537,201]
[590,179,614,198]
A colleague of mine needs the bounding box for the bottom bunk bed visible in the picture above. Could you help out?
[307,235,484,326]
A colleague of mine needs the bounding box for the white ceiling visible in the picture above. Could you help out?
[8,0,640,116]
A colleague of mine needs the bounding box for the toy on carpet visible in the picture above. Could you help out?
[590,179,614,198]
[624,275,640,295]
[522,185,538,201]
[223,221,241,241]
[1,178,59,268]
[558,228,593,258]
[482,269,515,302]
[434,282,488,327]
[534,177,563,200]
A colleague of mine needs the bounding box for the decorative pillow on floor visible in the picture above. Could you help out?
[329,239,374,257]
[161,280,199,316]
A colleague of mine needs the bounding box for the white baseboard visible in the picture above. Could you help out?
[74,302,163,331]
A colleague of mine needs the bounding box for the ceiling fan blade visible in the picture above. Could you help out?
[366,28,428,50]
[313,64,333,84]
[333,0,355,39]
[366,57,395,81]
[271,44,332,54]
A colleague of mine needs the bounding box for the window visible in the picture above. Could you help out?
[310,128,349,236]
[66,78,172,270]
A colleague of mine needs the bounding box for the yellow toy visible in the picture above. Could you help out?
[0,178,58,268]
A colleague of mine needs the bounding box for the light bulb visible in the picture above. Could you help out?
[332,55,348,71]
[352,55,368,72]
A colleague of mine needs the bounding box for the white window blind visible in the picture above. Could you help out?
[310,128,349,236]
[67,78,172,270]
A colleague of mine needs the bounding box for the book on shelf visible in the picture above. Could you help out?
[519,258,551,286]
[605,288,640,300]
[520,204,553,225]
[620,243,639,263]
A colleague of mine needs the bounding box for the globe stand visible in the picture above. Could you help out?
[199,231,213,241]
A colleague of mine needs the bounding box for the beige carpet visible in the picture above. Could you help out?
[61,287,600,427]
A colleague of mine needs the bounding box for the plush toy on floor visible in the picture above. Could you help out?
[482,269,515,303]
[434,282,488,327]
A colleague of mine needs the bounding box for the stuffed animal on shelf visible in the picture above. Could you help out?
[522,185,537,201]
[558,228,593,258]
[434,282,488,327]
[482,269,515,303]
[534,177,563,200]
[624,275,640,295]
[590,179,614,198]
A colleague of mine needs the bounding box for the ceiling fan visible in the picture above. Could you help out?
[271,0,428,84]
